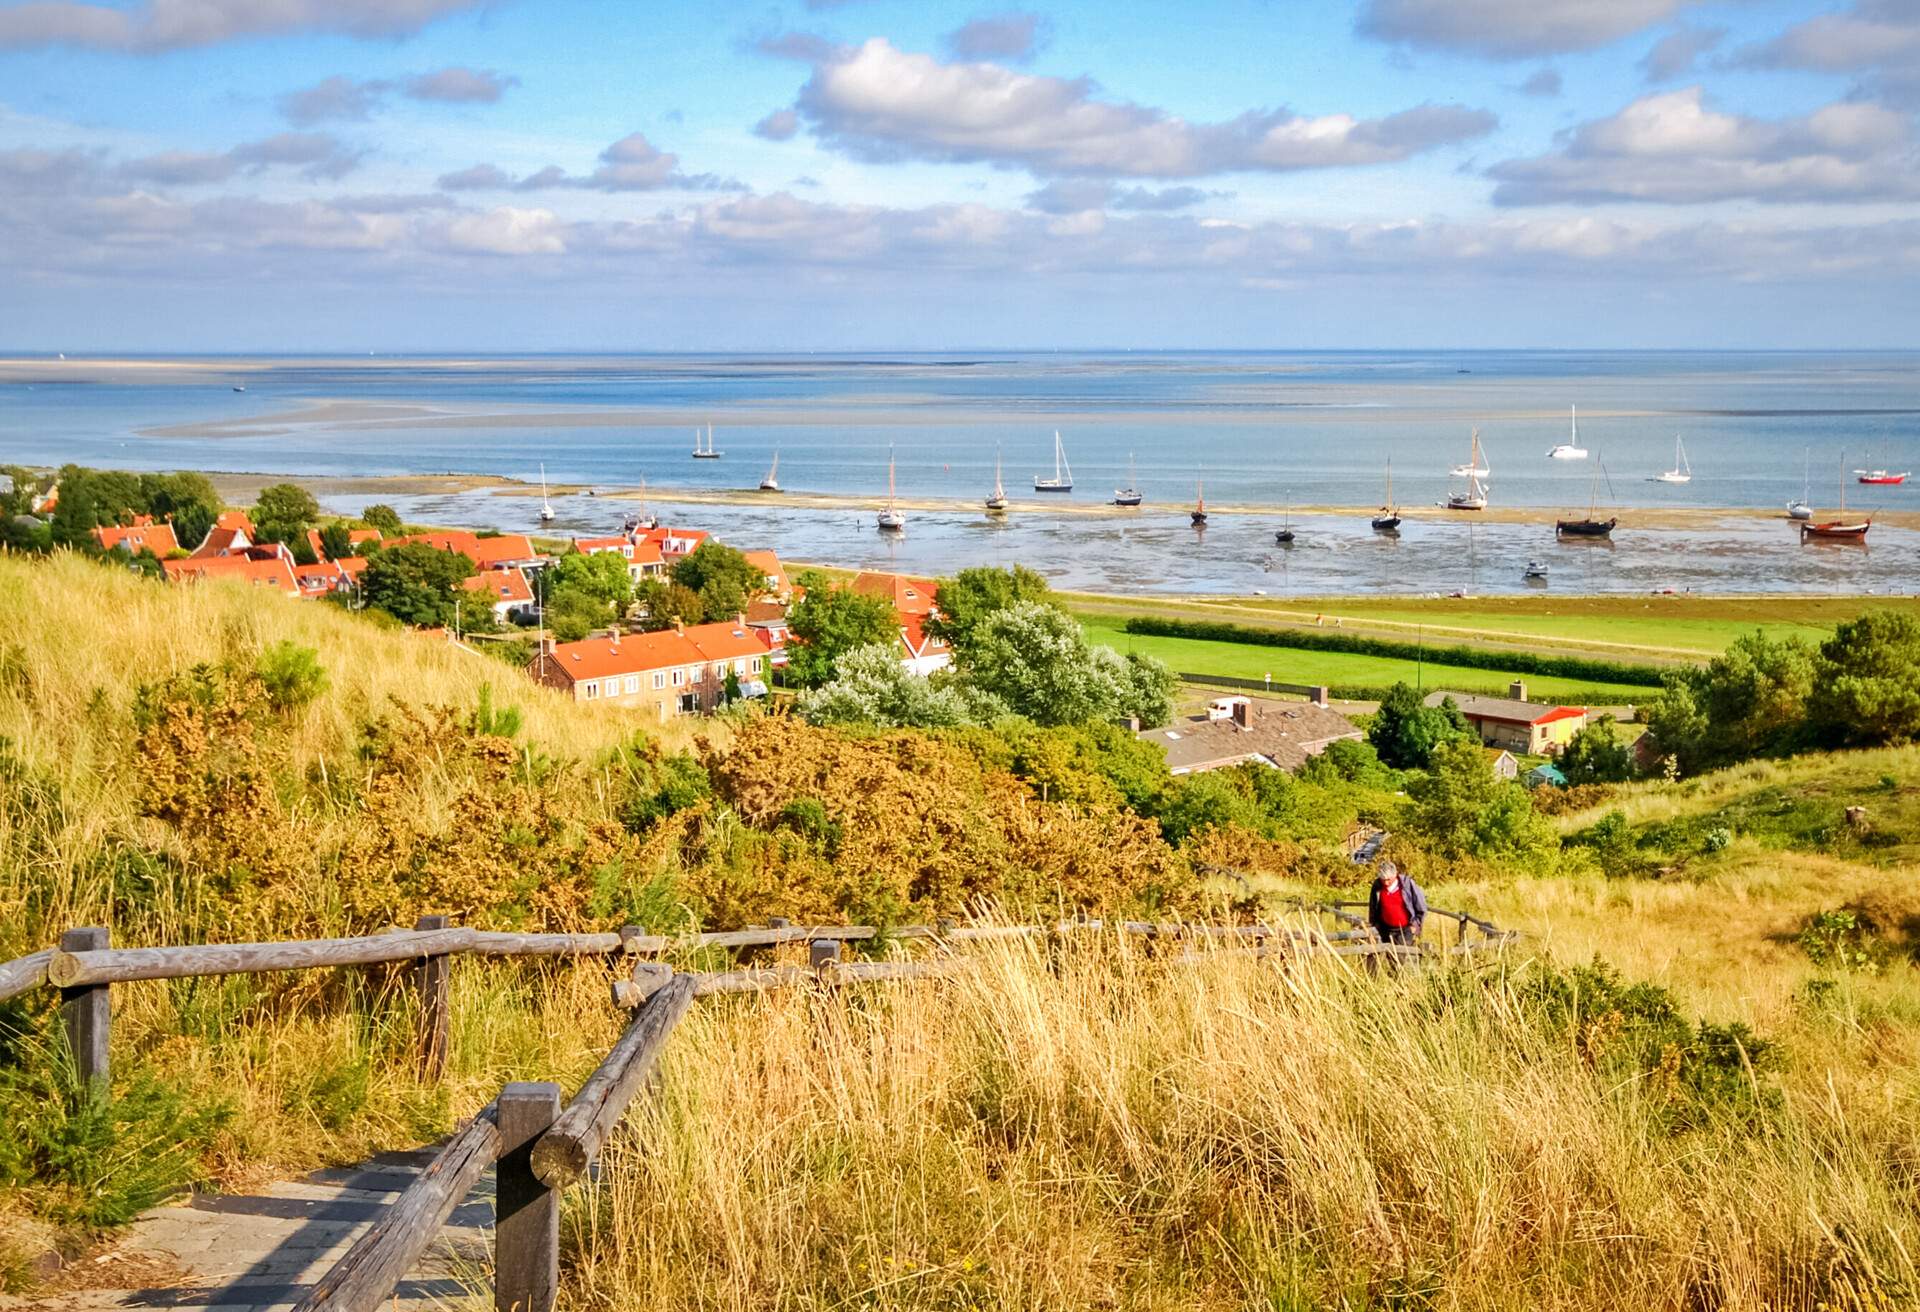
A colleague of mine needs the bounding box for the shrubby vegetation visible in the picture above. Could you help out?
[1366,682,1470,769]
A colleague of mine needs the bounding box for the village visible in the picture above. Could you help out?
[66,480,1614,786]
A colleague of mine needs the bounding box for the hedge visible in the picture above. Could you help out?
[1123,616,1669,688]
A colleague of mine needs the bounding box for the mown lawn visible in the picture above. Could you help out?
[1080,615,1659,702]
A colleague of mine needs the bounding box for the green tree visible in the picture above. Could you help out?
[962,602,1174,727]
[1646,631,1815,773]
[543,586,611,642]
[255,641,328,713]
[1367,683,1471,770]
[49,466,143,545]
[546,548,633,610]
[784,570,901,689]
[361,504,404,536]
[1407,737,1558,865]
[251,483,320,547]
[798,643,985,729]
[358,543,475,628]
[0,465,37,518]
[318,523,355,561]
[1559,715,1635,785]
[632,578,706,632]
[926,565,1058,657]
[1809,611,1920,747]
[138,472,221,548]
[670,541,765,619]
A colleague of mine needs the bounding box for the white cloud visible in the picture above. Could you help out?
[1357,0,1702,59]
[444,207,566,255]
[0,0,489,52]
[943,12,1044,63]
[1488,88,1920,204]
[435,133,741,193]
[1736,2,1920,108]
[782,37,1494,178]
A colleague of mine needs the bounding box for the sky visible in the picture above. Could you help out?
[0,0,1917,351]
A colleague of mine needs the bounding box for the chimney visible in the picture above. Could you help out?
[1312,685,1329,708]
[1231,699,1254,729]
[1509,680,1528,701]
[737,612,747,626]
[674,619,684,636]
[610,628,620,650]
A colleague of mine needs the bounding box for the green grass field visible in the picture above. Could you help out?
[1080,616,1658,703]
[1068,592,1920,660]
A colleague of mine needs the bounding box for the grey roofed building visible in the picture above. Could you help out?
[1138,697,1361,775]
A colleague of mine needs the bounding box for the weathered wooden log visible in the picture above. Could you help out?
[60,928,110,1089]
[45,927,477,987]
[827,958,965,985]
[291,1103,501,1312]
[610,962,675,1010]
[530,976,695,1188]
[0,949,51,1003]
[495,1082,561,1312]
[467,930,637,957]
[690,965,809,996]
[687,925,877,950]
[413,916,452,1081]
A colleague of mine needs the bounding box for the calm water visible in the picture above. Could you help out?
[6,351,1917,593]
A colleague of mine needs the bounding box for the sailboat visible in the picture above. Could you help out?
[877,446,906,532]
[1802,452,1871,541]
[1034,430,1073,492]
[692,424,722,459]
[1651,435,1692,484]
[1113,453,1142,506]
[1556,459,1617,538]
[984,446,1008,513]
[1445,428,1489,510]
[538,463,555,523]
[1547,405,1589,459]
[1787,448,1813,520]
[622,476,659,534]
[1274,492,1295,545]
[1190,480,1207,526]
[1371,461,1401,532]
[759,449,781,492]
[1855,453,1910,485]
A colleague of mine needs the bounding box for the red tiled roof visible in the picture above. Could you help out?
[214,509,255,537]
[388,531,541,570]
[572,536,631,554]
[305,527,381,559]
[852,572,938,616]
[537,630,704,682]
[293,562,350,593]
[163,554,300,596]
[899,612,949,658]
[741,550,788,594]
[1531,706,1588,727]
[683,619,765,663]
[95,522,180,556]
[191,525,251,558]
[462,568,534,605]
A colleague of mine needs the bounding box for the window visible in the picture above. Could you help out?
[652,671,666,690]
[691,665,703,683]
[581,680,599,700]
[735,659,749,676]
[750,657,762,673]
[671,669,684,687]
[624,675,639,694]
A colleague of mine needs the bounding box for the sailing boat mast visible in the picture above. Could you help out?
[538,463,555,523]
[759,448,782,492]
[985,444,1008,513]
[878,445,905,531]
[1190,478,1207,526]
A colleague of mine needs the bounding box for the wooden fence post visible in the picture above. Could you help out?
[809,938,841,982]
[495,1081,561,1312]
[59,926,110,1090]
[413,915,451,1080]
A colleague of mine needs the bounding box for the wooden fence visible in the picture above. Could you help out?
[0,907,1515,1312]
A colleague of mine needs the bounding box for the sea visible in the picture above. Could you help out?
[4,350,1917,595]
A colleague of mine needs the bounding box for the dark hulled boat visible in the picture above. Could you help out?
[1554,516,1616,539]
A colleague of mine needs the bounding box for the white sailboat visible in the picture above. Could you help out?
[759,449,781,492]
[877,446,906,531]
[622,476,659,533]
[692,424,722,459]
[985,445,1008,513]
[1787,447,1813,521]
[538,463,555,523]
[1445,428,1489,510]
[1547,405,1589,460]
[1034,430,1073,492]
[1651,435,1692,484]
[1113,453,1142,506]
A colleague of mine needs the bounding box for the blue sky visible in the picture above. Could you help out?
[1,0,1916,350]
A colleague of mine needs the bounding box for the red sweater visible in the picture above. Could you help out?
[1377,884,1409,928]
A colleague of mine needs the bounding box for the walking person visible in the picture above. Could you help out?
[1368,859,1427,948]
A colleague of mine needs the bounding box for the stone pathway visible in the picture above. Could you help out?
[5,1150,490,1312]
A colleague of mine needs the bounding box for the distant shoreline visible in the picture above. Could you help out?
[192,469,1920,532]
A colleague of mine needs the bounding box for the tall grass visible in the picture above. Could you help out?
[570,937,1917,1311]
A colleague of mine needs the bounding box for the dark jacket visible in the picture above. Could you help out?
[1368,872,1428,934]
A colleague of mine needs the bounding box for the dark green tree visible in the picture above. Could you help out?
[318,523,355,561]
[1407,737,1558,865]
[545,548,633,609]
[1367,683,1471,770]
[1560,715,1635,785]
[361,504,404,536]
[50,466,143,545]
[926,565,1058,657]
[784,570,901,689]
[670,541,765,618]
[632,578,706,631]
[1645,631,1815,774]
[0,466,37,518]
[358,543,476,628]
[251,483,320,547]
[1809,611,1920,747]
[542,587,610,642]
[138,472,221,549]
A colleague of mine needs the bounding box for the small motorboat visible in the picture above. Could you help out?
[232,384,246,393]
[1856,469,1910,485]
[1524,559,1549,580]
[1546,404,1589,459]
